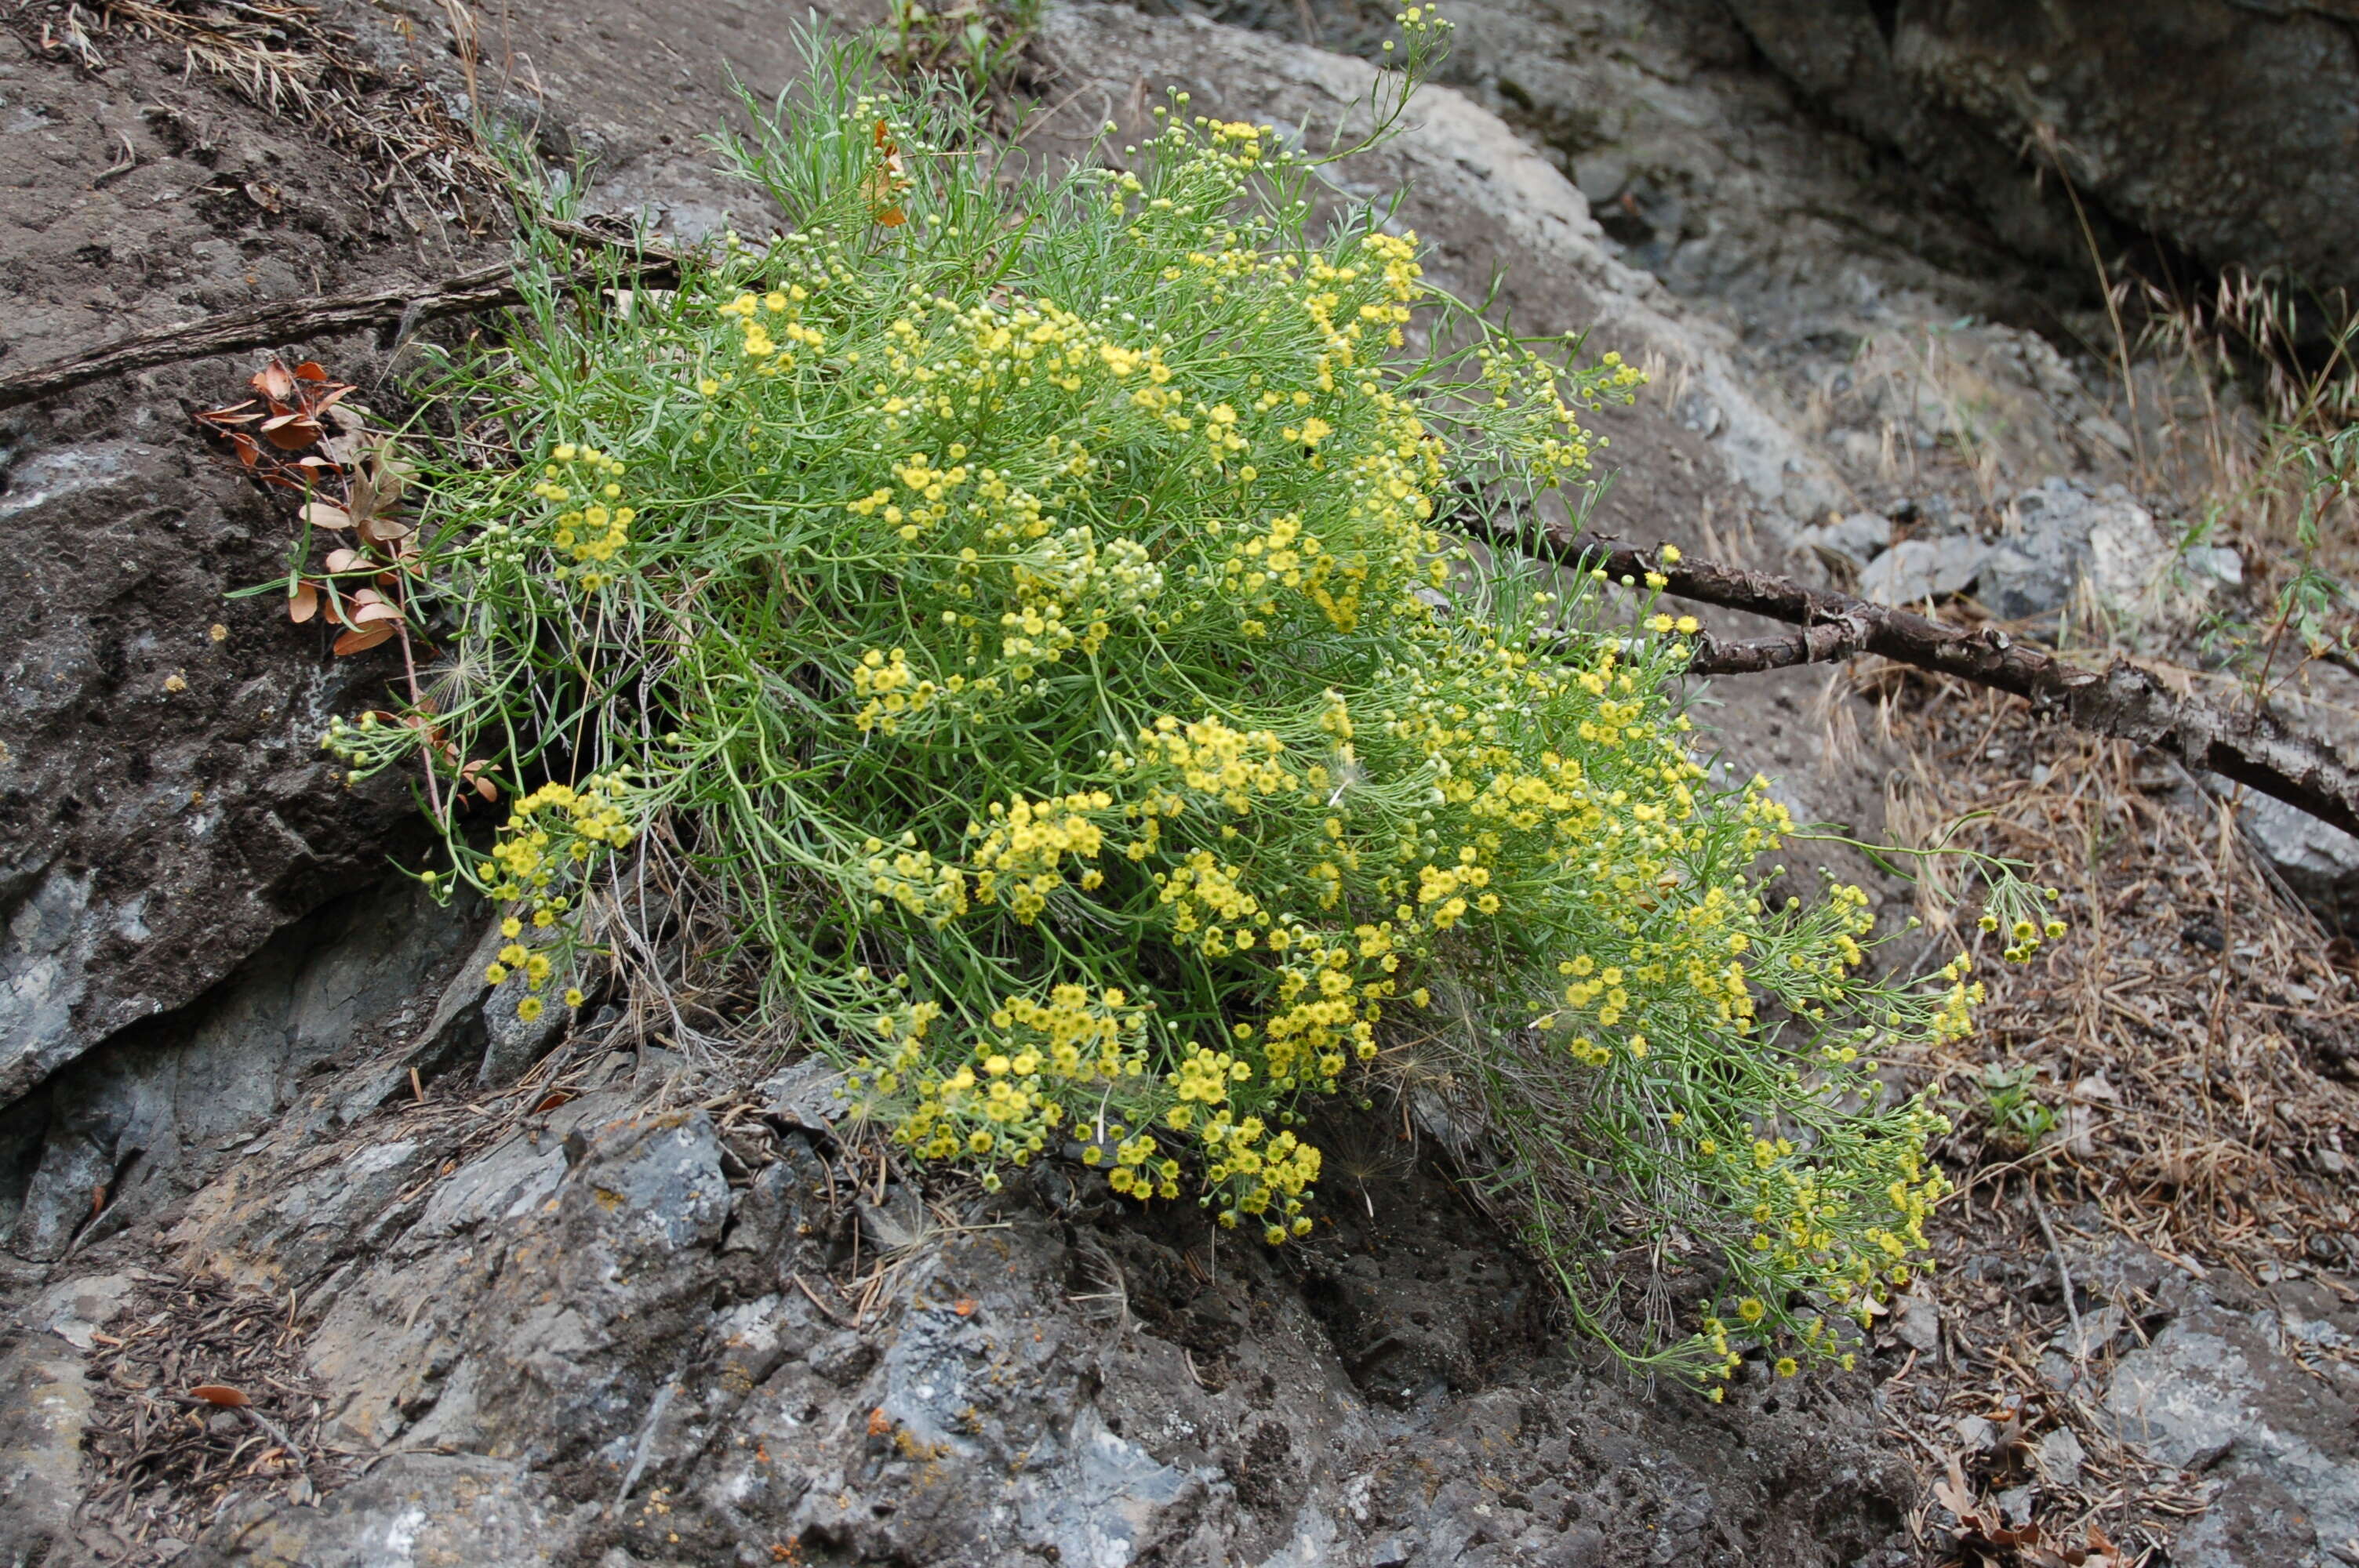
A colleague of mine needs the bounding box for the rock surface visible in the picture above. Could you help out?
[136,1039,1921,1568]
[1721,0,2359,303]
[6,1,2357,1565]
[2106,1297,2359,1567]
[0,11,482,1109]
[0,427,424,1108]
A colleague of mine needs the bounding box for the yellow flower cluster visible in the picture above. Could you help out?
[1152,1043,1321,1232]
[851,646,937,735]
[719,287,824,372]
[1127,714,1298,818]
[967,791,1114,922]
[864,836,969,927]
[1259,929,1392,1087]
[394,60,1992,1393]
[850,984,1154,1192]
[483,773,637,903]
[471,772,638,1021]
[529,444,634,592]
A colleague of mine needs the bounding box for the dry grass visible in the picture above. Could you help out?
[79,1272,353,1565]
[1853,665,2359,1564]
[16,0,511,236]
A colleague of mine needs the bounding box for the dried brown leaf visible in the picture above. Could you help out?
[287,581,318,623]
[187,1383,250,1408]
[1932,1451,1979,1521]
[301,502,353,532]
[260,412,320,451]
[333,626,396,655]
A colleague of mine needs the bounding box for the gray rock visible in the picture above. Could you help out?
[1797,510,1895,572]
[192,1453,568,1568]
[132,1043,1925,1568]
[2183,545,2244,588]
[0,1273,140,1566]
[2035,1427,2086,1490]
[2237,791,2359,935]
[409,1130,568,1242]
[1571,153,1628,206]
[0,434,420,1109]
[761,1054,849,1131]
[1892,1287,1943,1352]
[477,958,569,1087]
[5,879,473,1261]
[1856,534,1987,605]
[723,1141,831,1265]
[805,1329,877,1385]
[2107,1305,2359,1566]
[1722,1,2359,303]
[1978,481,2165,620]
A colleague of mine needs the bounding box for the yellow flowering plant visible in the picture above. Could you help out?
[317,16,2049,1385]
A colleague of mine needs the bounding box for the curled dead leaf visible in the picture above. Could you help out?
[260,412,321,451]
[188,1383,251,1408]
[324,547,366,573]
[251,361,295,401]
[287,581,318,623]
[333,625,396,655]
[301,501,353,532]
[292,361,328,383]
[349,601,404,626]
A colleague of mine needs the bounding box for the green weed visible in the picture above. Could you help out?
[308,14,2026,1386]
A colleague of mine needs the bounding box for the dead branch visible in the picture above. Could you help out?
[0,222,680,413]
[1499,524,2359,840]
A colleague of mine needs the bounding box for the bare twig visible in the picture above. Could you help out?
[2026,1177,2088,1368]
[1494,524,2359,838]
[0,222,682,413]
[790,1271,854,1328]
